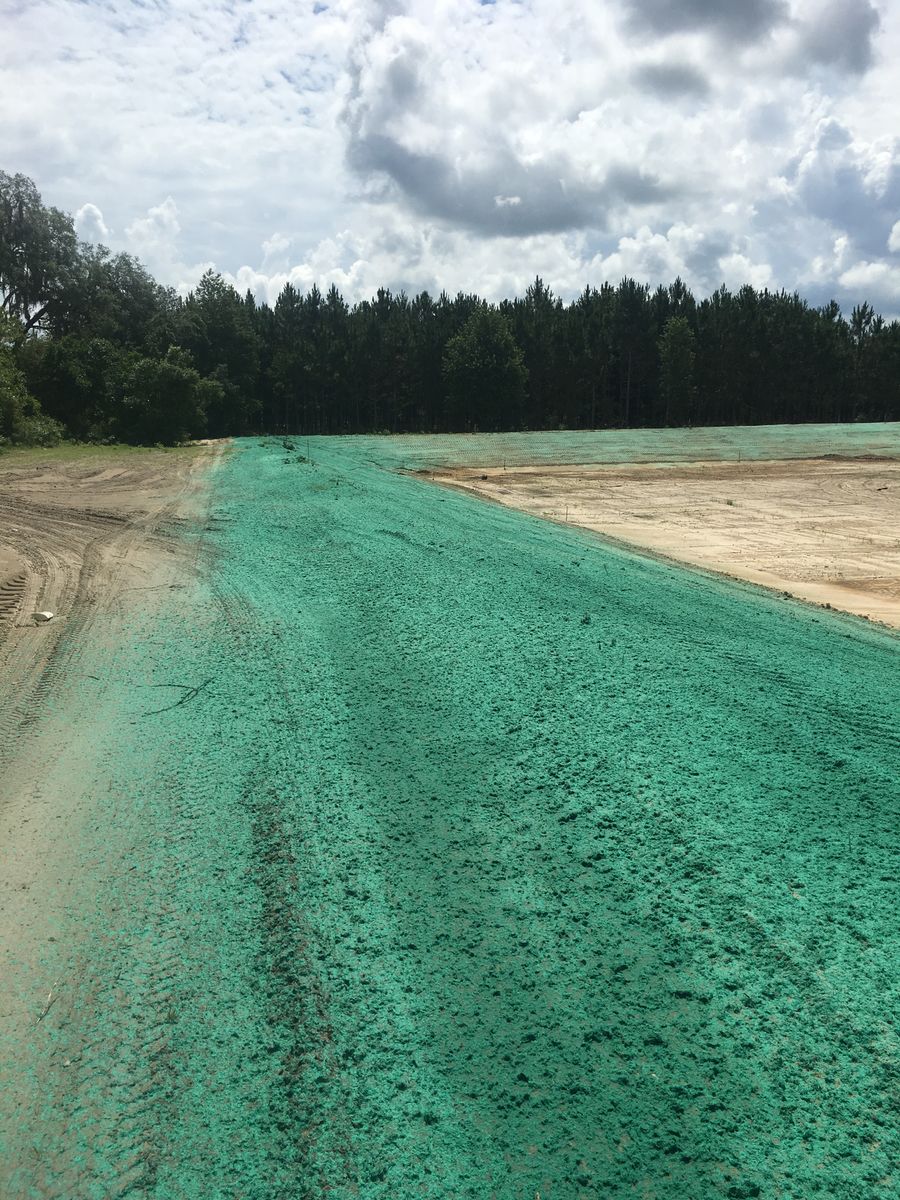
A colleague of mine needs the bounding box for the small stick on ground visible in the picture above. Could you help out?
[37,983,59,1023]
[120,584,186,593]
[141,678,213,716]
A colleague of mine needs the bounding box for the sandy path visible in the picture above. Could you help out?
[0,445,223,1159]
[432,456,900,627]
[0,449,225,758]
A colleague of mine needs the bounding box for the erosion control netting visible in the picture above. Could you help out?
[4,428,898,1199]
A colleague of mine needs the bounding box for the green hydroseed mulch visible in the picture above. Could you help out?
[339,420,900,469]
[3,430,899,1199]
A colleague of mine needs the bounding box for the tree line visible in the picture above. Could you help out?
[2,169,898,447]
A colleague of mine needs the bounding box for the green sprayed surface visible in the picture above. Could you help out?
[335,421,900,469]
[2,431,899,1199]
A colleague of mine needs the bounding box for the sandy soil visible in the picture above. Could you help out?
[0,442,225,776]
[0,445,223,1073]
[0,447,223,750]
[433,456,900,628]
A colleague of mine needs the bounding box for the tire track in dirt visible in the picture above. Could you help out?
[0,571,26,624]
[12,541,354,1198]
[200,556,369,1191]
[0,462,201,772]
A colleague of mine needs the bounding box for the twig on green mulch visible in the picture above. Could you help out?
[37,983,60,1023]
[141,678,213,716]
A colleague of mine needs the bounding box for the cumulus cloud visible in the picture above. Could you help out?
[223,215,778,311]
[839,259,900,290]
[124,197,212,294]
[1,0,898,314]
[789,118,900,258]
[125,198,183,276]
[621,0,788,41]
[796,0,880,74]
[631,61,711,98]
[341,4,692,237]
[229,218,597,307]
[838,258,900,312]
[262,233,292,262]
[717,252,774,291]
[74,202,109,243]
[126,197,180,250]
[348,128,683,236]
[348,132,601,236]
[579,224,772,295]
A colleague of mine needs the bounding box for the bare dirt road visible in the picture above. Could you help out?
[434,456,900,627]
[0,446,221,761]
[0,444,223,1179]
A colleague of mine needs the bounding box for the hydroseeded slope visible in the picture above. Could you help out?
[337,421,900,469]
[4,436,899,1199]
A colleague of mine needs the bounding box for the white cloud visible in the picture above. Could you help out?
[126,198,181,253]
[1,0,898,312]
[262,233,292,263]
[123,197,213,295]
[717,252,773,292]
[74,203,110,243]
[839,259,900,307]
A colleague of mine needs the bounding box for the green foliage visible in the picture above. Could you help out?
[54,244,174,345]
[3,166,900,443]
[658,316,697,425]
[0,312,62,446]
[442,305,527,430]
[20,334,135,440]
[0,170,79,337]
[118,347,209,445]
[180,270,259,434]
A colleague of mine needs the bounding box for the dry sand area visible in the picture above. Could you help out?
[435,455,900,627]
[0,443,223,804]
[0,443,223,1072]
[0,447,224,748]
[0,445,222,723]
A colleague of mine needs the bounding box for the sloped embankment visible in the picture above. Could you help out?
[2,436,898,1199]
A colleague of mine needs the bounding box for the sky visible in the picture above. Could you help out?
[3,0,899,312]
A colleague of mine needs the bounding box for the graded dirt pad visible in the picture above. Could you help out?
[1,430,898,1200]
[433,456,900,627]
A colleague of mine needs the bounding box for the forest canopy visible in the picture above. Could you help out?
[2,169,899,447]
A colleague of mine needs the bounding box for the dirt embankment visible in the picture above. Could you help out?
[0,446,224,760]
[432,456,900,628]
